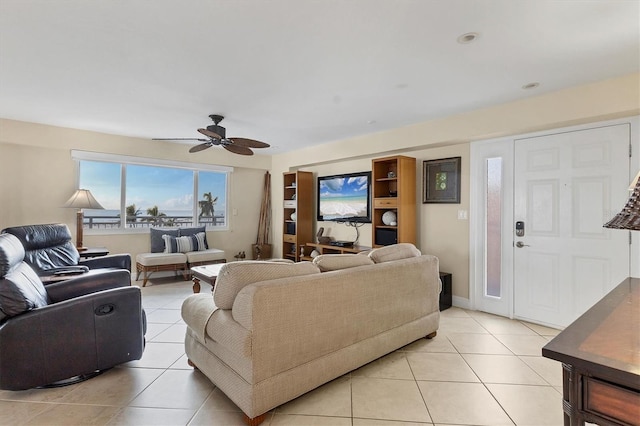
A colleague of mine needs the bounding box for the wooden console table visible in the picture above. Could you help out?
[542,277,639,426]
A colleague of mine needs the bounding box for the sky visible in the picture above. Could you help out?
[80,160,227,215]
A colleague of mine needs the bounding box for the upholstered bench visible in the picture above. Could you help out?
[135,226,226,286]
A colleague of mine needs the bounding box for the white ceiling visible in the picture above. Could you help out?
[1,0,639,155]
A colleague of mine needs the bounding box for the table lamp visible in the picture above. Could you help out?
[603,171,640,231]
[63,189,104,250]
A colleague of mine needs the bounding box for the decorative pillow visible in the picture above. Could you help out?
[150,228,179,253]
[179,226,209,249]
[213,261,320,309]
[368,243,421,263]
[313,254,374,272]
[163,232,207,253]
[162,234,179,253]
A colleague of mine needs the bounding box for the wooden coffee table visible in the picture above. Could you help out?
[191,263,225,293]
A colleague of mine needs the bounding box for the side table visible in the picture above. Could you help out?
[439,272,452,311]
[79,247,109,259]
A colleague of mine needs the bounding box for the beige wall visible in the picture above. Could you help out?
[0,121,271,266]
[272,72,640,301]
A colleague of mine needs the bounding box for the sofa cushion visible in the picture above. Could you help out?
[150,228,179,253]
[214,261,320,309]
[313,254,374,272]
[186,248,226,264]
[368,243,421,263]
[136,252,187,266]
[179,226,209,249]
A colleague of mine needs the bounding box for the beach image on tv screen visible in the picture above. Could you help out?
[319,175,368,220]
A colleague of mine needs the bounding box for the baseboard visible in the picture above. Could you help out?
[452,296,471,310]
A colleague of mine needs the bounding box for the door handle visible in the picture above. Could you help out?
[515,241,530,248]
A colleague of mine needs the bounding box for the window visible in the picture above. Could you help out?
[485,157,502,298]
[73,151,231,231]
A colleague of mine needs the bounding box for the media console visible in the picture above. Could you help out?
[301,242,371,261]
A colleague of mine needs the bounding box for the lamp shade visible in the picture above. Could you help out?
[603,171,640,231]
[63,189,104,210]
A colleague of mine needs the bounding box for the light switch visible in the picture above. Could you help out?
[457,210,468,220]
[232,208,238,216]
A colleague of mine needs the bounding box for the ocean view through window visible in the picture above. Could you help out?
[74,153,230,232]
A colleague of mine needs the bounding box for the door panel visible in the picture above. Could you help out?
[514,124,630,328]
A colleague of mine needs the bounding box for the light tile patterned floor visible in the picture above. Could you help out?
[0,277,567,425]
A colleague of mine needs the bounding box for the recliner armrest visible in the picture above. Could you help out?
[39,265,90,276]
[80,254,132,272]
[46,269,131,303]
[0,286,145,390]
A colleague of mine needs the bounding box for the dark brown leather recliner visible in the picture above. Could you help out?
[2,223,131,277]
[0,233,146,390]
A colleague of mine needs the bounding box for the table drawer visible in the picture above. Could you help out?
[584,377,640,426]
[374,198,397,208]
[283,234,296,243]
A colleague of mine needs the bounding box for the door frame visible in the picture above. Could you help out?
[469,116,640,316]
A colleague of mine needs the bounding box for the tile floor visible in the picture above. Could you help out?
[0,277,567,426]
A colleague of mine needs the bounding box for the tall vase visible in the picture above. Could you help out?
[254,171,272,260]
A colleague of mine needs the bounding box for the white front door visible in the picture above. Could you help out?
[513,124,631,328]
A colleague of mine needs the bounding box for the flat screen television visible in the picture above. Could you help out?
[317,171,371,222]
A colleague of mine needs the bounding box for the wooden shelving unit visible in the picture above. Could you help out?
[371,155,416,247]
[282,171,313,261]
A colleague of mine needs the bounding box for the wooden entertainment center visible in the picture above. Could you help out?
[282,171,313,262]
[371,155,416,247]
[282,155,418,262]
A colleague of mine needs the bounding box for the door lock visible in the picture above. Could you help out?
[515,221,525,237]
[515,241,530,248]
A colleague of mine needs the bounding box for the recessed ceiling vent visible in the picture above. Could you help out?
[457,32,479,44]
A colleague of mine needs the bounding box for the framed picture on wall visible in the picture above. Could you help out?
[423,157,461,203]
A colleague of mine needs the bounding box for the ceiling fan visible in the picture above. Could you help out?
[152,114,270,156]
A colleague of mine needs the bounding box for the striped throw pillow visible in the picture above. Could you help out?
[163,232,208,253]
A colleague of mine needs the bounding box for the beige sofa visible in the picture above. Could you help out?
[181,243,440,425]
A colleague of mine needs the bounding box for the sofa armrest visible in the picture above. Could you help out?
[181,294,218,342]
[46,270,131,303]
[80,254,132,272]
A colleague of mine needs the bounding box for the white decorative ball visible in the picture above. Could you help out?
[290,212,297,221]
[382,210,397,226]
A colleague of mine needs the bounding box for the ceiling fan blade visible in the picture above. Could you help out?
[189,142,213,153]
[198,128,223,139]
[223,144,254,156]
[228,137,270,149]
[153,138,209,141]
